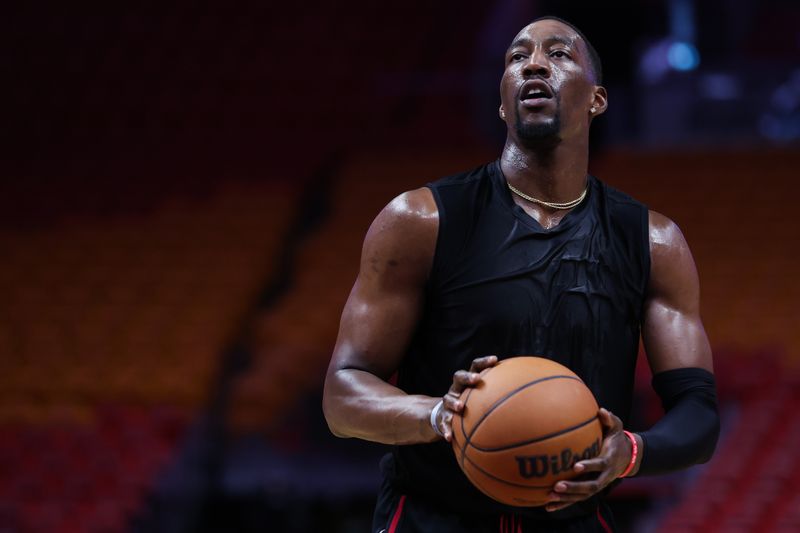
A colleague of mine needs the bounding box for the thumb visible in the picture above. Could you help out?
[597,407,620,431]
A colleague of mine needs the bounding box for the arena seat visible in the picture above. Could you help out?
[655,355,800,533]
[593,149,800,363]
[229,149,495,432]
[0,177,300,532]
[0,405,184,532]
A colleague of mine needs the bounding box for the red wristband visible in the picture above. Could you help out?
[619,430,638,478]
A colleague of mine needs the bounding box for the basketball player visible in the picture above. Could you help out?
[323,16,720,532]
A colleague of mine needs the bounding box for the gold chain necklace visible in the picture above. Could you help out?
[506,181,588,210]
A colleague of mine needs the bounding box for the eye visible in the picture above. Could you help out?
[510,52,527,62]
[550,50,570,59]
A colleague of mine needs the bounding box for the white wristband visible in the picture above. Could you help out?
[430,399,444,437]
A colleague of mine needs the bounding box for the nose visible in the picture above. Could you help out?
[523,47,550,78]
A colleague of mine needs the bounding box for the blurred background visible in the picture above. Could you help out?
[0,0,798,532]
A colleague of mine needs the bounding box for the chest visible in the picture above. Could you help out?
[434,216,635,332]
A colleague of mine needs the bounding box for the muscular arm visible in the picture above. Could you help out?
[549,210,720,509]
[632,210,719,475]
[322,188,441,445]
[642,211,713,374]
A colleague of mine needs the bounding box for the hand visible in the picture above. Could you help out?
[545,408,632,512]
[434,355,498,442]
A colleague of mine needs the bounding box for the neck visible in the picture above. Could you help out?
[499,135,589,203]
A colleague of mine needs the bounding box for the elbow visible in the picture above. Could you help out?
[322,379,352,439]
[322,404,349,439]
[697,412,721,465]
[326,421,350,439]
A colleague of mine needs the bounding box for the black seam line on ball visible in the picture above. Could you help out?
[458,385,477,471]
[459,364,500,465]
[461,451,554,490]
[465,375,583,446]
[468,414,599,452]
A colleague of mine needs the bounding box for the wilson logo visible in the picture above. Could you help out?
[515,439,601,478]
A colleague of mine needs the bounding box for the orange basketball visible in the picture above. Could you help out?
[451,356,603,507]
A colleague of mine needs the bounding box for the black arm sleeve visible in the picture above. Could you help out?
[636,367,721,476]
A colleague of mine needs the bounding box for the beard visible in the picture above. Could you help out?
[514,101,561,145]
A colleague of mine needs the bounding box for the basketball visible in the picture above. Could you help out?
[451,356,603,507]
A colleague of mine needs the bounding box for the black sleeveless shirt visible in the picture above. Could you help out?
[382,159,651,520]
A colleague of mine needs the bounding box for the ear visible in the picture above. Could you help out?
[589,86,608,117]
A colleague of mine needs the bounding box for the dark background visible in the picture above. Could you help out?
[1,1,799,532]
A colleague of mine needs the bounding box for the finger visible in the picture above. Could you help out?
[468,355,498,373]
[557,467,617,499]
[449,370,481,394]
[545,501,575,512]
[548,491,590,506]
[572,455,608,475]
[549,492,592,504]
[442,392,464,413]
[453,370,482,386]
[552,478,602,497]
[597,408,622,433]
[442,410,454,442]
[554,456,619,497]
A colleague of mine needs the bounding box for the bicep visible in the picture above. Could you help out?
[642,211,713,374]
[327,189,438,380]
[332,276,425,380]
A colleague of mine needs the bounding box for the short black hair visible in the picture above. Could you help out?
[529,15,603,85]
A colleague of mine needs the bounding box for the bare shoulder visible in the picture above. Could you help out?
[377,187,438,227]
[647,210,699,304]
[361,187,439,286]
[643,215,712,374]
[648,210,688,252]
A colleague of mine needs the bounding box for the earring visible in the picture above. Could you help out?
[590,107,596,114]
[500,109,506,119]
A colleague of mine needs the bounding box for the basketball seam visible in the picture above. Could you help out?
[461,374,583,461]
[468,414,599,452]
[458,365,495,469]
[452,411,463,470]
[459,385,476,446]
[461,451,555,490]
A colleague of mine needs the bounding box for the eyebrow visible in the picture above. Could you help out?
[507,35,576,53]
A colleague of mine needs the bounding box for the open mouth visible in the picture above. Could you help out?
[519,80,554,107]
[522,90,551,101]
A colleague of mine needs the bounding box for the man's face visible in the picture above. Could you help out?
[499,20,599,145]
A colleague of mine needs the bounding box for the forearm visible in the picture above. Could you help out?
[322,368,440,445]
[634,367,720,476]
